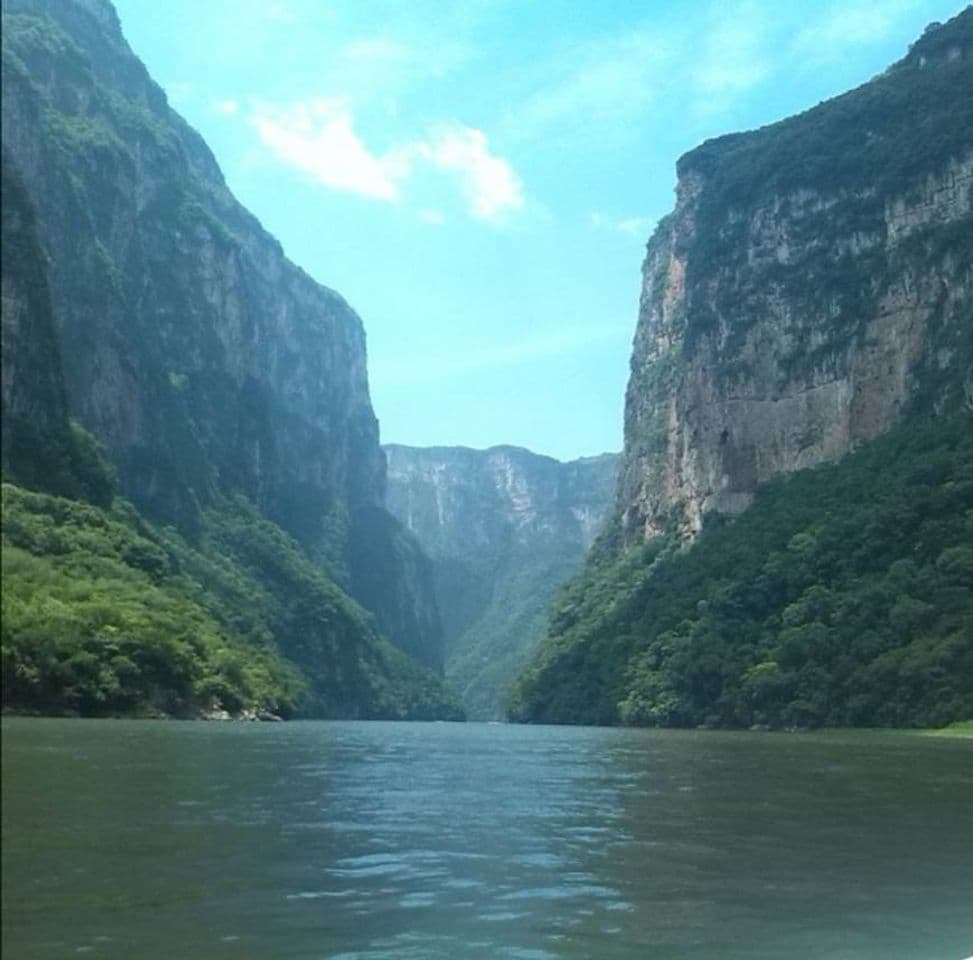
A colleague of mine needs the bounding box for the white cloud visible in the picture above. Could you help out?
[317,31,472,107]
[692,4,771,112]
[509,29,675,138]
[372,326,627,385]
[212,98,240,116]
[793,0,922,63]
[616,216,653,238]
[264,2,298,23]
[341,37,413,65]
[506,2,791,138]
[249,98,523,220]
[418,127,524,221]
[251,98,401,200]
[419,209,446,225]
[590,212,654,239]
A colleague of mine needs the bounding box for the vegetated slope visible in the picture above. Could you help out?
[1,485,463,719]
[2,485,303,718]
[385,446,617,718]
[0,0,443,671]
[511,416,972,728]
[511,11,973,729]
[0,0,462,719]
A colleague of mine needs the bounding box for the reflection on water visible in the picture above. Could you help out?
[2,720,972,959]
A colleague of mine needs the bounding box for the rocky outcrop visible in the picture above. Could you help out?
[385,445,617,717]
[619,11,973,543]
[1,0,442,668]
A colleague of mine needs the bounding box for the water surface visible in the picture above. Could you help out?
[2,720,971,959]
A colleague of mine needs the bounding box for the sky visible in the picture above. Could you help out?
[112,0,965,461]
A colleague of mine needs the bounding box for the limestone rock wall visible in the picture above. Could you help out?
[619,14,973,543]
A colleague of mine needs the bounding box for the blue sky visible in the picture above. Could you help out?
[113,0,965,460]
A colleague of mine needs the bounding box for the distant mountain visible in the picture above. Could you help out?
[385,445,617,718]
[0,0,461,719]
[512,10,973,729]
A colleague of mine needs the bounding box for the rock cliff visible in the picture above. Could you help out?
[385,445,617,718]
[620,11,972,543]
[511,10,973,729]
[1,151,115,505]
[1,154,71,468]
[1,0,443,669]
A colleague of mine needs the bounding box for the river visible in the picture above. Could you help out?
[2,719,971,959]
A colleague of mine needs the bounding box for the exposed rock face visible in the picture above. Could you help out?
[385,445,618,717]
[509,12,972,730]
[620,12,973,543]
[1,151,115,505]
[1,154,67,446]
[1,0,442,668]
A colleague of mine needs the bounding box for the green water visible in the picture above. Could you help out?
[2,719,971,959]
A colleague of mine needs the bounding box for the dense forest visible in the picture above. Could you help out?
[2,480,463,719]
[511,414,973,728]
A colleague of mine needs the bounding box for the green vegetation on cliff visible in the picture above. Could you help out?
[677,8,973,357]
[2,482,464,720]
[511,414,973,729]
[682,11,973,211]
[2,483,303,717]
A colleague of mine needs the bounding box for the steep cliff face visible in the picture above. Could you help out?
[1,152,115,505]
[385,445,617,718]
[512,11,973,729]
[1,155,66,444]
[620,12,972,543]
[1,0,442,668]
